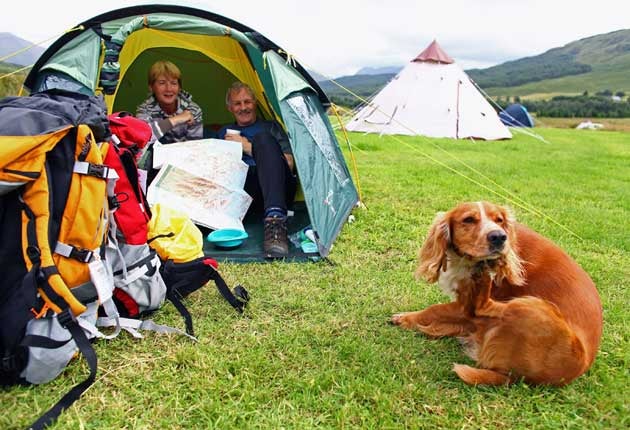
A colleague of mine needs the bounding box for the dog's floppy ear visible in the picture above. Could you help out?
[496,206,525,286]
[503,205,517,231]
[415,211,449,283]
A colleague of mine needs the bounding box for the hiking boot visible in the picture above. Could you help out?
[263,216,288,258]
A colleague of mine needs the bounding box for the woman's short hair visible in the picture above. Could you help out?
[226,82,256,106]
[148,61,182,86]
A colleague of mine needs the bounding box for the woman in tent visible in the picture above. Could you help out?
[136,60,203,143]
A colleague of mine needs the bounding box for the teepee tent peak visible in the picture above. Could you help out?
[412,39,454,64]
[346,39,510,140]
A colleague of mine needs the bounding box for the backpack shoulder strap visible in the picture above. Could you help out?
[25,310,97,430]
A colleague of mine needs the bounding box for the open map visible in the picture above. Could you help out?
[147,139,252,230]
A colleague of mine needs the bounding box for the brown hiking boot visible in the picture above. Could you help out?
[263,216,288,258]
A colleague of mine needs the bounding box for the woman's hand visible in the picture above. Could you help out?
[169,110,194,127]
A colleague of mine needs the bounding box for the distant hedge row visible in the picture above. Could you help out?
[518,95,630,118]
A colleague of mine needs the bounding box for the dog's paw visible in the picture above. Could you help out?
[391,312,416,329]
[390,313,404,325]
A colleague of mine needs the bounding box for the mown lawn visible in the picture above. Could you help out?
[2,127,628,429]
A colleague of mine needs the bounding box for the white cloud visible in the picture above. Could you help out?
[1,0,628,77]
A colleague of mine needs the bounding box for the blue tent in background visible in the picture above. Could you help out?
[499,103,534,127]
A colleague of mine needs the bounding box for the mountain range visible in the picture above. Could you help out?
[472,29,630,98]
[2,29,630,104]
[354,66,402,76]
[319,29,630,106]
[0,33,45,67]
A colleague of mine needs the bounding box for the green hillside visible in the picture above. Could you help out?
[484,66,630,100]
[0,61,27,98]
[467,50,591,88]
[476,29,630,99]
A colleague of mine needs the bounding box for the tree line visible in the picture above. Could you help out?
[499,92,630,118]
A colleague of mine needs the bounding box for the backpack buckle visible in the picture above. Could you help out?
[54,242,94,262]
[108,195,121,210]
[70,247,93,263]
[57,309,77,328]
[87,163,110,179]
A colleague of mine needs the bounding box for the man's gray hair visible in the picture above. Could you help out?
[226,82,256,106]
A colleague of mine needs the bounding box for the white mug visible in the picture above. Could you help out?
[225,129,241,136]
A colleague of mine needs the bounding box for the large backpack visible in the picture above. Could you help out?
[0,92,119,430]
[97,112,186,337]
[95,113,195,340]
[102,113,166,320]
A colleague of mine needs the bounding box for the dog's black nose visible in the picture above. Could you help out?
[487,230,507,249]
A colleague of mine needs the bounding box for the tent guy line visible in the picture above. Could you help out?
[3,11,579,240]
[354,126,583,241]
[298,46,582,239]
[472,82,548,143]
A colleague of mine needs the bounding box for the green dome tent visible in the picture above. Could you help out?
[24,5,359,261]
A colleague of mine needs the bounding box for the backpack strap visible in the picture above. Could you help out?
[95,316,197,342]
[25,309,97,430]
[165,290,196,337]
[161,258,249,337]
[207,267,249,314]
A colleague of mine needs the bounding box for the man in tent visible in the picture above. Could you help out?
[217,82,296,258]
[136,60,203,143]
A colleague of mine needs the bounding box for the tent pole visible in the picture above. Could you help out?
[456,79,461,139]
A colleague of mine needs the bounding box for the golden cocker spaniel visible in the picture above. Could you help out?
[392,201,602,386]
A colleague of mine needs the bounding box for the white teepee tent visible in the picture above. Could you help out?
[346,40,511,140]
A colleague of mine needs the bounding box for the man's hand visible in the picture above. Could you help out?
[222,134,294,171]
[224,134,253,156]
[284,154,294,172]
[169,110,194,127]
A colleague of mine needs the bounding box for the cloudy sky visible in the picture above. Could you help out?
[2,0,628,77]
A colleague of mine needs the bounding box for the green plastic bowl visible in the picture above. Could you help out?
[206,229,248,249]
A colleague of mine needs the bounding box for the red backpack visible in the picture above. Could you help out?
[105,112,152,244]
[101,113,168,322]
[108,112,152,151]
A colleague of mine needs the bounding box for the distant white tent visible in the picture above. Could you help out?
[346,40,512,140]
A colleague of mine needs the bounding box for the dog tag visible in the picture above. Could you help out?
[89,257,113,303]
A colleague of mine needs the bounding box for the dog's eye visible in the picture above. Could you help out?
[463,216,476,224]
[496,217,504,223]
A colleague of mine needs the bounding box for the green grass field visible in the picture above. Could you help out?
[2,127,628,429]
